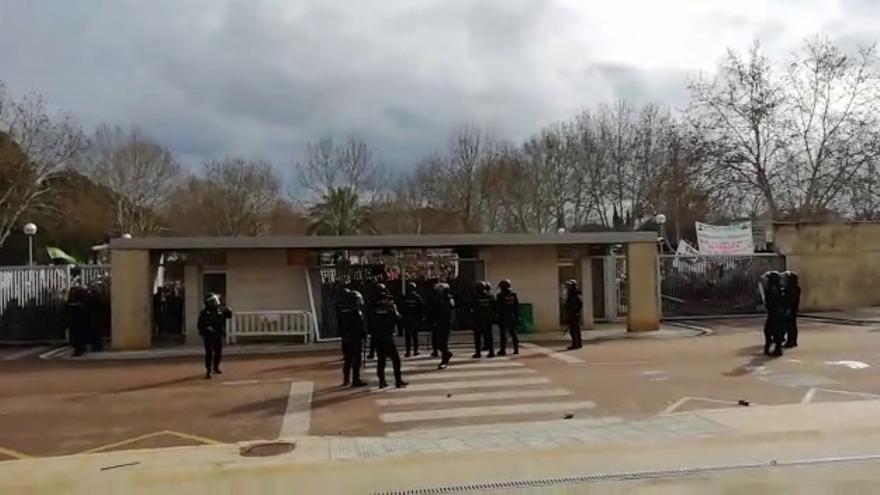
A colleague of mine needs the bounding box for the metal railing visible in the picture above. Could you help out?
[227,310,316,344]
[659,254,786,316]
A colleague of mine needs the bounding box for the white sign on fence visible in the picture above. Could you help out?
[695,221,755,255]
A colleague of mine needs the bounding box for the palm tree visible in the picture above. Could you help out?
[307,187,375,235]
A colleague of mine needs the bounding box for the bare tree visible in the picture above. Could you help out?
[780,38,880,218]
[202,158,282,235]
[688,41,790,219]
[295,136,388,202]
[0,83,85,247]
[86,125,180,235]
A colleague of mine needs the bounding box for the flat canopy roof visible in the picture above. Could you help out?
[110,232,658,251]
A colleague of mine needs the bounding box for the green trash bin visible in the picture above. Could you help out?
[517,303,535,334]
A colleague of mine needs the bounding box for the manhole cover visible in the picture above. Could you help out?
[239,441,296,457]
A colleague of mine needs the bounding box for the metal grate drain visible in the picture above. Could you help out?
[239,441,296,457]
[372,453,880,494]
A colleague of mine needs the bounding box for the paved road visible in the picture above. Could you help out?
[1,318,879,459]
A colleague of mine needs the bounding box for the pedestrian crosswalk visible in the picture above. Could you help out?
[366,342,595,433]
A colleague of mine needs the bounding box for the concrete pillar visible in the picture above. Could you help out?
[184,264,201,345]
[579,256,594,330]
[626,242,660,332]
[111,249,153,350]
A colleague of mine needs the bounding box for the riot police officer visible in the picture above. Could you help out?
[433,282,455,369]
[398,282,424,357]
[470,281,495,358]
[564,279,583,350]
[369,284,408,388]
[496,279,520,356]
[337,287,368,387]
[783,271,801,348]
[761,272,785,357]
[65,287,89,357]
[197,293,232,379]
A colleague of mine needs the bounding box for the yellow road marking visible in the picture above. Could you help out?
[79,431,169,454]
[0,445,31,460]
[79,430,224,455]
[159,430,223,445]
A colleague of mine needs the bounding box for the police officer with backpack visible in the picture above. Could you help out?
[496,279,520,356]
[398,282,424,357]
[336,286,368,387]
[470,281,495,358]
[368,284,408,388]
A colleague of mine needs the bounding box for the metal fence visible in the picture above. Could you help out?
[0,264,110,341]
[659,254,786,316]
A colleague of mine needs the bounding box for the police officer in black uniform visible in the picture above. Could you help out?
[761,272,785,357]
[197,293,232,379]
[496,279,520,356]
[65,287,89,356]
[470,281,495,358]
[783,271,801,348]
[369,284,408,388]
[398,282,424,357]
[564,279,584,350]
[433,282,455,369]
[337,287,368,387]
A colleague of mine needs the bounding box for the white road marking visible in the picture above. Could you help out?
[376,388,572,407]
[380,400,596,423]
[520,343,585,364]
[38,346,72,360]
[378,377,552,393]
[222,379,260,386]
[366,360,519,371]
[824,360,870,370]
[388,416,623,438]
[278,381,314,438]
[660,396,744,415]
[801,388,818,404]
[2,346,51,361]
[403,369,536,381]
[801,388,880,404]
[222,377,294,386]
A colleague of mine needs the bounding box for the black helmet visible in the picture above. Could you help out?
[784,271,799,286]
[351,290,365,307]
[434,282,449,293]
[204,293,221,307]
[766,271,781,286]
[477,281,489,293]
[565,279,578,289]
[406,282,418,293]
[498,279,512,291]
[375,283,388,295]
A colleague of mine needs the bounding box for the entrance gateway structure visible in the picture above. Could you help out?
[108,233,660,351]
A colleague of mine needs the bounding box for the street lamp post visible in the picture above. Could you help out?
[23,223,37,265]
[654,214,670,254]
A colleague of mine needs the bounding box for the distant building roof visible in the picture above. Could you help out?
[110,232,657,251]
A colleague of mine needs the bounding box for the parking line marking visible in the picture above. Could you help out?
[160,430,222,445]
[380,377,552,393]
[377,388,572,407]
[0,445,31,459]
[79,431,168,454]
[520,343,585,364]
[380,400,596,423]
[279,381,314,438]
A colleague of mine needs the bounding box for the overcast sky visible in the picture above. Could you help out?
[1,0,878,173]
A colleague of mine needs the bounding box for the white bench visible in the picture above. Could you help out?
[227,311,315,345]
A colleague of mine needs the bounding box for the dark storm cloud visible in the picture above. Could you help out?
[1,0,876,174]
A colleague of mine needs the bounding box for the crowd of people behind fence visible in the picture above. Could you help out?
[758,270,801,357]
